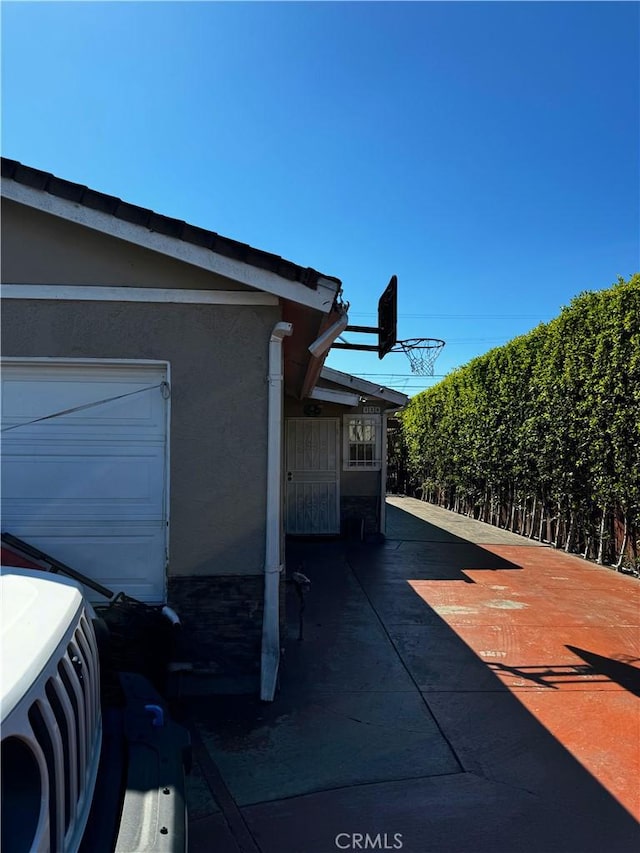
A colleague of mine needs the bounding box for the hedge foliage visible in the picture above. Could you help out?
[401,274,640,567]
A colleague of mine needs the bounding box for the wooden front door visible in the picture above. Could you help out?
[285,418,340,534]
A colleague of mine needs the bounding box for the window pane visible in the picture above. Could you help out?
[345,415,380,470]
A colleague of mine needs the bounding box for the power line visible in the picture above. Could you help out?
[408,339,506,344]
[338,336,513,344]
[350,312,549,321]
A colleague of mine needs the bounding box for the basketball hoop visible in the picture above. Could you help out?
[392,338,445,376]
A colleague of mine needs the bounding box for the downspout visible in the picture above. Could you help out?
[261,321,293,701]
[380,410,389,536]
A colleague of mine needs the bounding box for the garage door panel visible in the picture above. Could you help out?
[3,526,166,602]
[3,377,163,419]
[1,362,168,603]
[2,377,166,436]
[2,452,165,520]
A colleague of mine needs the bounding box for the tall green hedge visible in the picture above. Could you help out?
[401,274,640,568]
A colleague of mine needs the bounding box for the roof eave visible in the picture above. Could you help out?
[319,366,409,408]
[1,168,341,313]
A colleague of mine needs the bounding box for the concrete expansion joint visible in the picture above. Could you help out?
[344,555,467,775]
[189,719,262,853]
[242,770,470,808]
[465,770,541,800]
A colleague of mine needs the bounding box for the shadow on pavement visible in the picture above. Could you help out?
[186,503,640,853]
[565,646,640,697]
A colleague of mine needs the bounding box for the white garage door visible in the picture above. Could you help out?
[1,361,169,602]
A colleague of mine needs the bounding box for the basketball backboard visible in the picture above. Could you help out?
[332,274,398,357]
[378,275,397,358]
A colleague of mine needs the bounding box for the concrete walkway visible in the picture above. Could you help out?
[186,497,640,853]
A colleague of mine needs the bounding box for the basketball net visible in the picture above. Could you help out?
[394,339,445,376]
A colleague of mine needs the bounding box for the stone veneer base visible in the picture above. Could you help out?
[340,495,380,537]
[168,574,287,681]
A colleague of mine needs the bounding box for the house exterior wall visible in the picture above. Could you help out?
[1,298,279,576]
[284,396,383,535]
[1,199,254,291]
[1,205,283,673]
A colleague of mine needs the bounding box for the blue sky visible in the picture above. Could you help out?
[2,1,638,395]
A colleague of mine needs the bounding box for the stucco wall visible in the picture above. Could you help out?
[1,298,280,577]
[1,199,253,291]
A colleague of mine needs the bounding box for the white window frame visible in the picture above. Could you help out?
[343,414,382,471]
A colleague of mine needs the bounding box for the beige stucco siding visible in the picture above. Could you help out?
[1,199,254,291]
[1,299,280,577]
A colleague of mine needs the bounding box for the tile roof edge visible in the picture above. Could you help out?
[1,157,341,291]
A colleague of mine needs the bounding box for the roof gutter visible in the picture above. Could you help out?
[307,312,349,359]
[299,307,349,400]
[261,321,293,701]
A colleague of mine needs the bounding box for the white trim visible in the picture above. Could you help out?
[163,362,171,599]
[380,411,389,535]
[0,356,171,604]
[308,386,360,407]
[321,366,408,408]
[2,179,340,312]
[1,284,279,306]
[261,322,294,702]
[308,312,349,358]
[1,356,170,368]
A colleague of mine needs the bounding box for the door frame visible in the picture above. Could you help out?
[285,417,341,535]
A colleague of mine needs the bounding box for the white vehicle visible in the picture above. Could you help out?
[1,567,189,853]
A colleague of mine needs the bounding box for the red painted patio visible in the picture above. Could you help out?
[394,499,640,821]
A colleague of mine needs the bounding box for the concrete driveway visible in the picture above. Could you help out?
[185,497,640,853]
